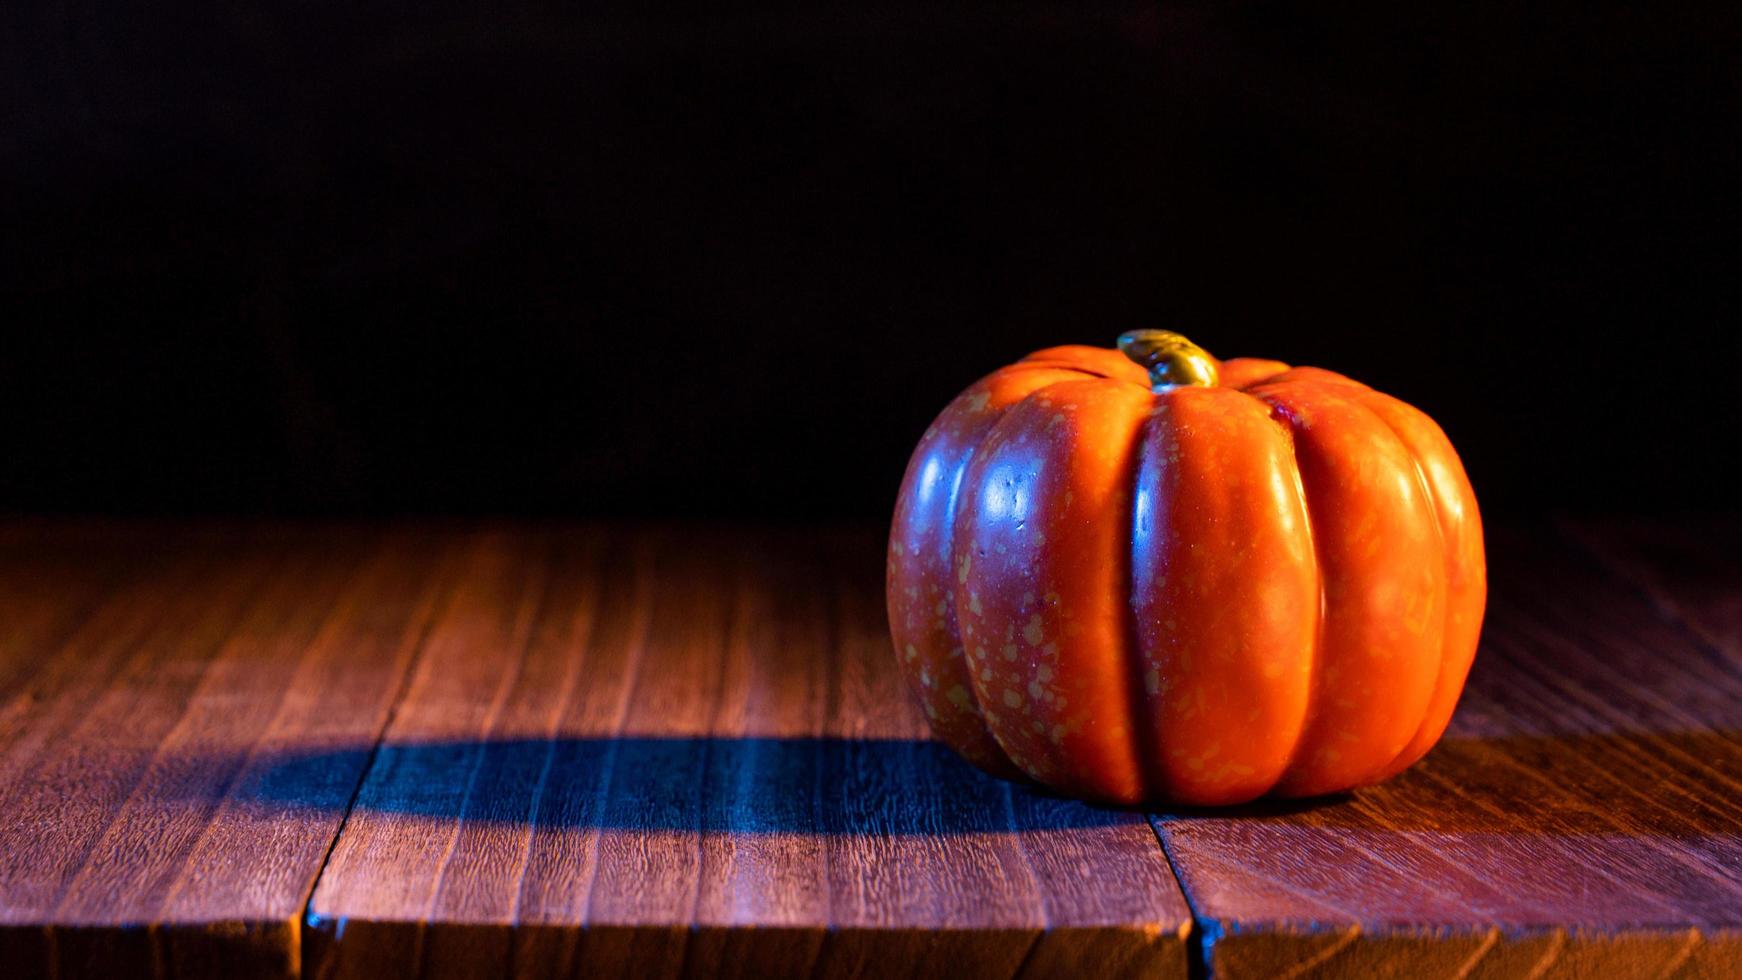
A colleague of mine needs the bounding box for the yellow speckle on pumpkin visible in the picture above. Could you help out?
[1023,615,1045,646]
[946,685,971,708]
[968,592,983,616]
[1001,643,1019,662]
[1003,689,1023,708]
[904,644,919,662]
[1186,743,1221,772]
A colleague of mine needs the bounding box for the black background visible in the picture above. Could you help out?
[3,2,1737,521]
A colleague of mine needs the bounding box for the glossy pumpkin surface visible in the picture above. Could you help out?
[886,333,1485,805]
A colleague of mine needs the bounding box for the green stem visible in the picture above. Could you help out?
[1117,330,1219,390]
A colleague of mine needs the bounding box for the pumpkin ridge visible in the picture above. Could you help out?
[889,365,1083,780]
[1128,386,1320,803]
[940,375,1101,780]
[948,372,1102,785]
[1257,379,1451,794]
[948,391,1032,778]
[954,376,1151,801]
[1351,393,1454,781]
[1351,389,1484,777]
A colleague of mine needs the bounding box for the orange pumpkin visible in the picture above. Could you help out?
[887,331,1484,805]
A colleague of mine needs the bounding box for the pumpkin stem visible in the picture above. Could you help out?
[1117,330,1219,391]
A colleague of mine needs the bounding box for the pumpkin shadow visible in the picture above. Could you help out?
[236,735,1140,835]
[232,728,1742,838]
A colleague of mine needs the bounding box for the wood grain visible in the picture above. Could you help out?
[1151,523,1742,978]
[302,526,1191,979]
[5,519,1741,978]
[0,524,451,980]
[1562,516,1742,658]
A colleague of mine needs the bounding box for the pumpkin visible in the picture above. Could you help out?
[887,330,1484,805]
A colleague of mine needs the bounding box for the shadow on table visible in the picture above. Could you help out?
[233,728,1742,837]
[236,736,1142,833]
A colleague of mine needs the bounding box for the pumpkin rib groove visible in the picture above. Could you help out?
[1002,363,1131,384]
[1008,362,1138,385]
[1220,357,1294,391]
[1263,395,1329,795]
[1088,380,1157,802]
[1119,401,1162,803]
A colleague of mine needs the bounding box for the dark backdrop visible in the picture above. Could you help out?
[3,2,1737,520]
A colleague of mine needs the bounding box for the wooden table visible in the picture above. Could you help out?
[1,519,1737,979]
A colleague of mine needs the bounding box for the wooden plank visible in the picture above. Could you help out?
[1151,525,1742,978]
[684,528,833,979]
[305,527,1192,979]
[818,531,1190,979]
[1561,516,1742,659]
[0,522,153,708]
[0,525,451,980]
[28,520,1737,977]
